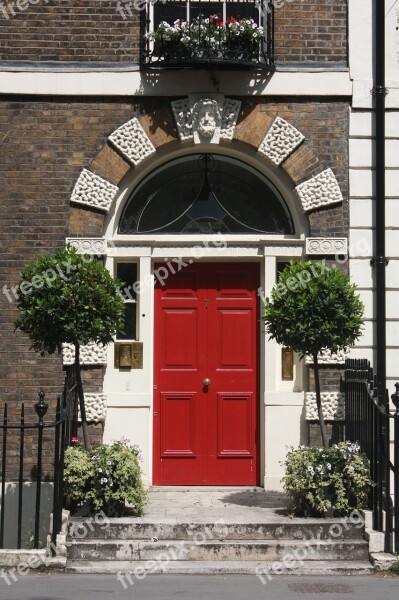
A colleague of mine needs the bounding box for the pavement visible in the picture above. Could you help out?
[1,574,399,600]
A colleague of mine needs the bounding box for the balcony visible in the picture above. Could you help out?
[141,0,274,72]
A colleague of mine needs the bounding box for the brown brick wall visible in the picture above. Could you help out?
[236,98,349,237]
[274,0,348,64]
[0,96,349,474]
[0,97,145,409]
[0,0,347,64]
[0,1,140,62]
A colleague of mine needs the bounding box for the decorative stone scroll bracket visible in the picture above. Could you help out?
[305,392,345,421]
[70,169,118,213]
[296,168,343,212]
[66,238,107,256]
[78,394,107,423]
[62,342,108,366]
[171,96,241,144]
[306,238,348,256]
[258,116,305,166]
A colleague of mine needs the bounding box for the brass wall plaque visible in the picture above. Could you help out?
[131,342,143,369]
[114,342,143,369]
[282,347,294,381]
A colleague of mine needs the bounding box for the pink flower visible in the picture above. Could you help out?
[71,437,79,444]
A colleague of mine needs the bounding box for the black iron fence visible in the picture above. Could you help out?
[0,366,79,551]
[141,0,274,71]
[345,358,399,553]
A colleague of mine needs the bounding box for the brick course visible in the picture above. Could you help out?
[274,0,348,64]
[0,1,140,62]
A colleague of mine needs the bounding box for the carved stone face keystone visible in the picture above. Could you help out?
[192,99,222,142]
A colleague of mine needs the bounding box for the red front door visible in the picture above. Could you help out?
[153,262,259,485]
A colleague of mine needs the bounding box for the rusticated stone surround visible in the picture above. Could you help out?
[305,392,345,421]
[258,117,305,166]
[62,342,107,366]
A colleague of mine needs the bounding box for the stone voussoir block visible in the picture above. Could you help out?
[70,169,118,213]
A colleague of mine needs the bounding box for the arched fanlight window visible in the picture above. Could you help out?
[118,154,294,235]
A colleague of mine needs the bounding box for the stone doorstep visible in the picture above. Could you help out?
[66,538,370,562]
[67,519,365,541]
[65,559,375,576]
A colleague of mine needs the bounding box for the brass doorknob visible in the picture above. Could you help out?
[203,378,211,387]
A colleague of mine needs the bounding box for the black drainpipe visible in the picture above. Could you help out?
[372,0,388,405]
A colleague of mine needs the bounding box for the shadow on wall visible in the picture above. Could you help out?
[0,482,53,549]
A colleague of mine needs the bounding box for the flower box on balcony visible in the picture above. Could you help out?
[141,3,274,71]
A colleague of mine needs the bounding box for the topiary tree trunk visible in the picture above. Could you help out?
[75,343,90,450]
[313,353,328,448]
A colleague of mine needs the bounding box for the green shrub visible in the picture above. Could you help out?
[283,442,373,516]
[64,438,147,516]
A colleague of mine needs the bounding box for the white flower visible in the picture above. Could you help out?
[106,460,112,465]
[327,463,332,470]
[98,468,103,473]
[106,470,110,475]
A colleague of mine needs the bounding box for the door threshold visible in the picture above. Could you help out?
[150,486,264,492]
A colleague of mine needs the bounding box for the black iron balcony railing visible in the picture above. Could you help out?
[141,0,274,71]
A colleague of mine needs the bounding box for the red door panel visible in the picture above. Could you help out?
[160,393,197,457]
[153,262,259,485]
[217,393,253,457]
[163,309,198,368]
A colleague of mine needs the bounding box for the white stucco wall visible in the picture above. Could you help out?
[349,1,399,394]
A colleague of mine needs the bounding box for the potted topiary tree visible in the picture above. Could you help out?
[263,260,364,448]
[14,245,125,449]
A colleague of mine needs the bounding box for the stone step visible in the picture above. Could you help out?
[65,559,374,576]
[66,538,369,562]
[67,518,365,541]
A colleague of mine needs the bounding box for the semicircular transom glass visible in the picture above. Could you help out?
[118,154,295,235]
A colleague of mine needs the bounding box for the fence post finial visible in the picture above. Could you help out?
[35,390,48,422]
[391,382,399,416]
